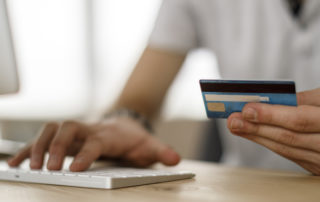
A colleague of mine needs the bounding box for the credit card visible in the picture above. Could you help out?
[200,80,297,119]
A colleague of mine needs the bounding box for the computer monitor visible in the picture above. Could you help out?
[0,0,19,95]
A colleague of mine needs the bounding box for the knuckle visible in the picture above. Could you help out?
[260,105,289,125]
[292,114,309,132]
[45,122,59,130]
[51,139,64,147]
[58,121,80,135]
[105,121,120,134]
[62,121,78,131]
[87,135,101,143]
[262,109,275,123]
[278,131,298,146]
[85,136,104,152]
[245,123,261,136]
[251,124,261,135]
[31,144,44,154]
[63,120,77,126]
[49,141,66,153]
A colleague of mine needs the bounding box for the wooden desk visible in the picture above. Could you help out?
[0,160,319,202]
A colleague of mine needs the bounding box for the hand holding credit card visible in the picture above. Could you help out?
[200,80,297,118]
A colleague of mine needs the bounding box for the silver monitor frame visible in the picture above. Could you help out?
[0,0,19,95]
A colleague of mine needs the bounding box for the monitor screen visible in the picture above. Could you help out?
[0,0,19,95]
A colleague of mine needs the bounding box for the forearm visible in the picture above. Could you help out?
[112,46,186,120]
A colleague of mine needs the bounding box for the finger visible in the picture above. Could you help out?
[125,137,180,167]
[7,145,31,167]
[30,123,58,169]
[66,140,83,156]
[241,103,320,133]
[228,114,320,153]
[69,136,103,172]
[297,88,320,106]
[155,143,180,166]
[47,121,79,170]
[234,132,320,166]
[295,160,320,175]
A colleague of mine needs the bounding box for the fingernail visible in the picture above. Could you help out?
[231,118,244,129]
[243,107,257,121]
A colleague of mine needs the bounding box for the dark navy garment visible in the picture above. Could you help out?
[287,0,304,18]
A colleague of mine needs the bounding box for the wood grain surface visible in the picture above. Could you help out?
[0,160,319,202]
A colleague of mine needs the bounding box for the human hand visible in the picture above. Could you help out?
[8,117,180,172]
[227,88,320,175]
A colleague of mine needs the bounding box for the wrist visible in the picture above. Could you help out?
[104,108,153,133]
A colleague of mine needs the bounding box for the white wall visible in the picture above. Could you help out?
[0,0,219,122]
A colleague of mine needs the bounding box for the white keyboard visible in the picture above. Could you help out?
[0,158,195,189]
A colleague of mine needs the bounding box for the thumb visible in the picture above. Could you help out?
[157,146,180,166]
[297,88,320,106]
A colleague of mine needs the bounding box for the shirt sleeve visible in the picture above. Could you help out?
[148,0,199,54]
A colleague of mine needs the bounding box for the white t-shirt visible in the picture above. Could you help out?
[149,0,320,172]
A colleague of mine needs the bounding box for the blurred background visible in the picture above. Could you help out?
[0,0,220,160]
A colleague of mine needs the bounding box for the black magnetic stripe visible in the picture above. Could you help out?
[200,82,296,93]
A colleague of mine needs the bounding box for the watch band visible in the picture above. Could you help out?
[105,108,153,133]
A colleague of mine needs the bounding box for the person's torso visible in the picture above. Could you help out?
[189,0,320,172]
[190,0,320,91]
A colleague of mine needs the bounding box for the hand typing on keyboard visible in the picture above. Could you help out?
[7,117,180,172]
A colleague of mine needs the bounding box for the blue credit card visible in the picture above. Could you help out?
[200,80,297,119]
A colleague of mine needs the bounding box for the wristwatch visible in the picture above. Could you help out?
[104,108,153,133]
